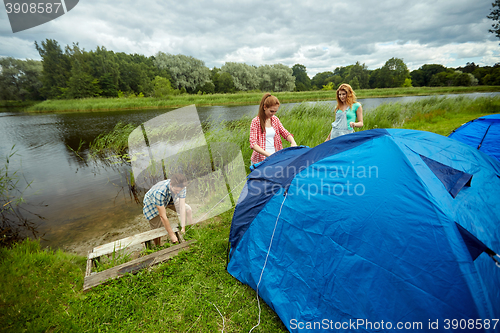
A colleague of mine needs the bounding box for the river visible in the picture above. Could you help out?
[0,92,497,254]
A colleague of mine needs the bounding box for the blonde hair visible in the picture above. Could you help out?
[335,83,357,111]
[257,93,280,133]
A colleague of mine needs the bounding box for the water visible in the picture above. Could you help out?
[1,92,497,252]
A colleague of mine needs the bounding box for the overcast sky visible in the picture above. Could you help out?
[1,0,499,77]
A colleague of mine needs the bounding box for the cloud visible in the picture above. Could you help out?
[0,0,498,78]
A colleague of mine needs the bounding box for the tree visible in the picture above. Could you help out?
[64,44,102,98]
[410,64,447,87]
[369,66,391,88]
[349,76,360,90]
[197,81,215,94]
[383,57,410,87]
[403,78,413,87]
[220,62,259,91]
[34,39,71,99]
[488,0,500,40]
[482,66,500,85]
[344,62,370,89]
[89,46,120,97]
[311,71,334,90]
[153,52,211,93]
[213,72,236,93]
[292,64,311,91]
[152,76,174,97]
[0,57,43,101]
[257,64,295,92]
[65,62,101,98]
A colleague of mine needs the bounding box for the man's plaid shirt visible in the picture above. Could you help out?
[143,179,186,220]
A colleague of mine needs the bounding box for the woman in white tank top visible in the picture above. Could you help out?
[249,93,297,165]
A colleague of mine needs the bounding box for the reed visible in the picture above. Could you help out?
[88,122,136,157]
[1,146,43,246]
[87,95,500,166]
[363,95,500,135]
[25,86,500,113]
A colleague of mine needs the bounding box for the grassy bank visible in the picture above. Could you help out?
[0,100,38,109]
[0,213,288,332]
[26,86,500,113]
[3,95,499,332]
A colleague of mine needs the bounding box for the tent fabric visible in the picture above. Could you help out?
[448,114,500,162]
[227,129,500,332]
[419,154,473,198]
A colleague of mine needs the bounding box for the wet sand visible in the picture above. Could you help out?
[60,210,180,257]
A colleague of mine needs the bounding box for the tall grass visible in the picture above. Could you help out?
[202,102,334,166]
[363,95,500,134]
[88,122,136,157]
[1,146,43,246]
[88,95,500,166]
[25,86,500,113]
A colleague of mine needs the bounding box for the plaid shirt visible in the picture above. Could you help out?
[249,115,292,164]
[142,179,186,220]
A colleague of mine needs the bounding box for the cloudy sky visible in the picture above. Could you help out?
[1,0,499,77]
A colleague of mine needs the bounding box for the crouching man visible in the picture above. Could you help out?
[142,174,192,245]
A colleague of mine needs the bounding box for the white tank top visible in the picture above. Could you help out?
[265,126,276,154]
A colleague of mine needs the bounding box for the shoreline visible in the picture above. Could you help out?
[23,86,500,113]
[57,207,199,257]
[57,213,151,257]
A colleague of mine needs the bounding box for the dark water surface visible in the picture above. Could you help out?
[1,93,497,251]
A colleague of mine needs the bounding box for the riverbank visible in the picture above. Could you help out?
[25,86,500,113]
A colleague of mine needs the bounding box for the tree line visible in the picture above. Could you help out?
[1,39,499,102]
[295,59,488,92]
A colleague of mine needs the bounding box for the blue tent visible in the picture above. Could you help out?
[448,114,500,162]
[227,129,500,332]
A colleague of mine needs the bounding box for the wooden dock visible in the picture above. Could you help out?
[84,227,195,291]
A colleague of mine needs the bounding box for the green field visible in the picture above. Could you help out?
[2,95,499,332]
[25,86,500,113]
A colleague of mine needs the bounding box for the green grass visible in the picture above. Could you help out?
[25,86,500,113]
[0,213,288,332]
[89,122,136,157]
[0,240,86,332]
[362,95,500,135]
[2,95,500,332]
[94,247,133,273]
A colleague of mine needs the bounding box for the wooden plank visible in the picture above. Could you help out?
[83,240,196,291]
[88,227,178,259]
[85,255,93,277]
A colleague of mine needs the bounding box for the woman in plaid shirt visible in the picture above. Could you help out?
[249,93,297,165]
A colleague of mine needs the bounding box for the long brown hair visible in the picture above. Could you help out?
[335,83,357,111]
[257,93,280,133]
